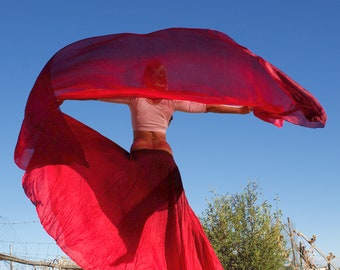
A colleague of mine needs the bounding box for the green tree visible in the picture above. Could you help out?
[200,181,288,270]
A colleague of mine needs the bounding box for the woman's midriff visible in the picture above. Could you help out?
[131,130,172,155]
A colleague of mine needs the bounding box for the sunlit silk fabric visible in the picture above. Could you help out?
[15,28,326,269]
[15,27,326,170]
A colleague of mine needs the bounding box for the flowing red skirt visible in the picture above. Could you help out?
[23,116,223,270]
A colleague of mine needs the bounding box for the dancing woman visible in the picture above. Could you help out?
[89,61,252,269]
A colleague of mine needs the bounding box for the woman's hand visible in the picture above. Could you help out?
[238,106,253,114]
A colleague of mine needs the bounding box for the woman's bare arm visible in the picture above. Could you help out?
[206,104,252,114]
[98,97,131,104]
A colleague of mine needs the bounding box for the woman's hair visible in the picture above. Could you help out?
[143,60,173,125]
[142,60,168,90]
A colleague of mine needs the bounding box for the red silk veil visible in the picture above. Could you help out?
[15,28,326,170]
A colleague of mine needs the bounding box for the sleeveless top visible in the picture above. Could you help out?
[116,98,207,133]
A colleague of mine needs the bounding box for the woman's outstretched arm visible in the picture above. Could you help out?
[206,104,252,114]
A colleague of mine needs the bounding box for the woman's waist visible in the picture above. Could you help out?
[131,132,172,154]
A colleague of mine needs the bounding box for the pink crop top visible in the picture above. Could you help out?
[112,98,207,133]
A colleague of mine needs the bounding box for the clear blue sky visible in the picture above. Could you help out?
[1,0,339,266]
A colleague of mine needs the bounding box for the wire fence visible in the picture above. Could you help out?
[0,217,80,269]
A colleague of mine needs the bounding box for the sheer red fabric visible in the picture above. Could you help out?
[23,116,223,269]
[15,28,326,170]
[14,28,326,269]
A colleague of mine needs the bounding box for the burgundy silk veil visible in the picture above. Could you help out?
[14,28,326,269]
